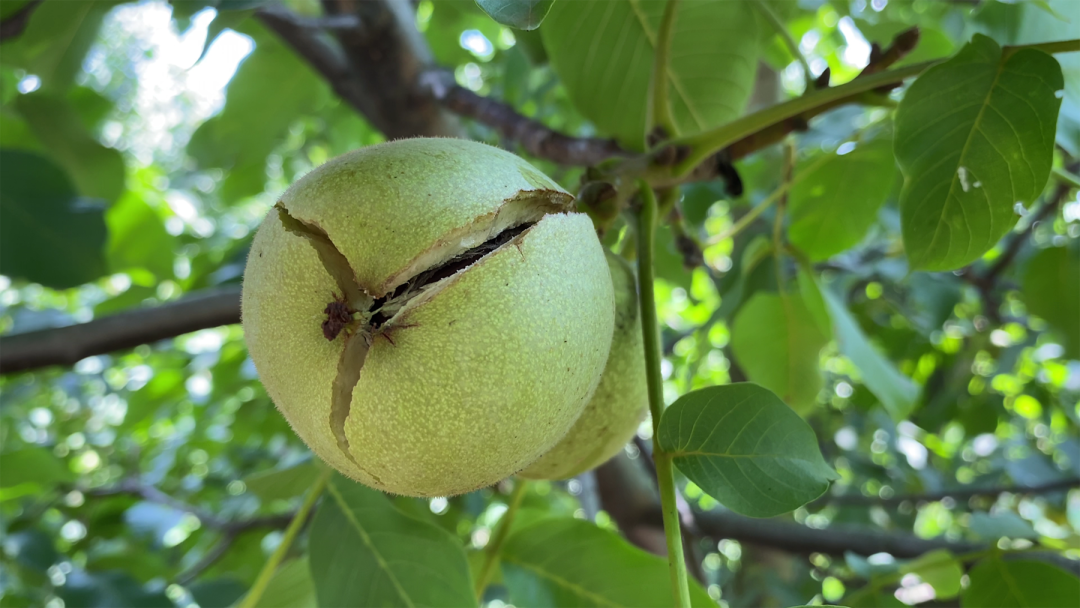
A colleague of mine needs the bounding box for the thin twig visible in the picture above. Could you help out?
[84,478,295,533]
[820,477,1079,508]
[958,182,1068,323]
[474,480,528,600]
[239,469,330,608]
[176,533,239,585]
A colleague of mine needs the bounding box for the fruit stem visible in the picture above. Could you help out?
[239,468,331,608]
[635,179,692,608]
[474,479,528,602]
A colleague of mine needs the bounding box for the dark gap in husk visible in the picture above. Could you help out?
[273,204,538,476]
[366,221,535,328]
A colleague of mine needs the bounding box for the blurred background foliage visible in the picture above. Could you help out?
[0,0,1078,607]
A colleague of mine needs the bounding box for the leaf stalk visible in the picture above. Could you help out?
[474,479,528,601]
[239,468,331,608]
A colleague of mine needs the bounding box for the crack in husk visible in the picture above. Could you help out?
[276,204,371,467]
[274,201,542,478]
[276,204,371,312]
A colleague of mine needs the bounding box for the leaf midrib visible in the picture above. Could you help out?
[625,0,709,131]
[921,54,1007,267]
[326,481,415,608]
[501,557,622,608]
[994,559,1031,607]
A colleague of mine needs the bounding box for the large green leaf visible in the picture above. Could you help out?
[308,475,474,608]
[106,192,174,279]
[500,518,714,607]
[0,447,74,488]
[236,559,316,608]
[730,292,828,413]
[901,549,962,599]
[656,383,837,517]
[820,287,919,421]
[475,0,553,30]
[187,21,325,202]
[540,0,763,150]
[242,460,318,502]
[188,579,246,608]
[0,149,108,289]
[1021,245,1079,358]
[962,558,1080,607]
[788,138,896,261]
[894,34,1063,271]
[15,91,126,203]
[0,1,118,90]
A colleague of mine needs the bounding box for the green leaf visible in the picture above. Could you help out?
[242,460,317,502]
[0,447,74,488]
[475,0,553,30]
[656,383,837,517]
[730,292,828,413]
[67,86,115,132]
[1021,245,1080,358]
[654,224,694,290]
[15,91,126,203]
[901,549,962,599]
[894,34,1064,271]
[541,0,763,150]
[57,570,172,608]
[848,589,905,608]
[968,511,1039,540]
[187,20,325,202]
[308,475,474,608]
[0,1,33,20]
[796,266,831,336]
[820,287,919,421]
[235,559,316,608]
[501,518,714,607]
[962,558,1080,607]
[0,1,118,90]
[188,579,246,608]
[788,138,896,261]
[0,149,108,289]
[106,192,174,279]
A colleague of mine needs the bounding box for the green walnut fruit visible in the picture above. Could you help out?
[241,138,615,497]
[519,252,648,480]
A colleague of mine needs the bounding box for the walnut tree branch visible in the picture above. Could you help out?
[0,286,241,374]
[594,452,1079,576]
[419,69,628,166]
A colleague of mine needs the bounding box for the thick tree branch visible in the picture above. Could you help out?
[0,286,241,374]
[594,452,1079,576]
[316,0,459,138]
[420,69,628,166]
[254,6,372,116]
